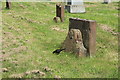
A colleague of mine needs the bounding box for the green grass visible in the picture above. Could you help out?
[2,2,118,78]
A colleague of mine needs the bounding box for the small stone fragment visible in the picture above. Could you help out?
[25,71,31,75]
[31,70,40,74]
[53,17,60,23]
[10,73,24,78]
[12,61,18,64]
[54,75,61,80]
[39,71,45,76]
[44,66,52,72]
[2,50,5,54]
[2,68,8,72]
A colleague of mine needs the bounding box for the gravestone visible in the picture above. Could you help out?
[54,3,64,22]
[65,0,85,13]
[6,0,11,9]
[104,0,111,4]
[62,18,96,57]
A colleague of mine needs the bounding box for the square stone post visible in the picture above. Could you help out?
[6,0,11,9]
[56,4,64,22]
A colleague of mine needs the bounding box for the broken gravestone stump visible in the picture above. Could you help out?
[53,3,64,23]
[62,29,87,57]
[62,18,96,57]
[6,0,11,9]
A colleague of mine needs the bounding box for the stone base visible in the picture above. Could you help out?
[53,17,61,23]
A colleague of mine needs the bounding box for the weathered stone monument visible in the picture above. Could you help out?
[62,18,96,57]
[6,0,11,9]
[53,3,64,23]
[65,0,85,13]
[62,29,87,56]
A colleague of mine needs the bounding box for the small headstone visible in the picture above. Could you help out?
[55,3,64,22]
[65,0,85,13]
[6,0,11,9]
[104,0,111,4]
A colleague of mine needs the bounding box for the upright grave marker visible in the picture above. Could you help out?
[65,0,85,13]
[104,0,111,4]
[53,3,64,23]
[6,0,11,9]
[62,18,96,57]
[56,3,64,22]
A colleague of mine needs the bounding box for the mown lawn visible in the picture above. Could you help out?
[2,2,118,78]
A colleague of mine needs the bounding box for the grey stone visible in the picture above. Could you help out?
[65,0,85,13]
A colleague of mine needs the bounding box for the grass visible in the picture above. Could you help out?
[2,2,118,78]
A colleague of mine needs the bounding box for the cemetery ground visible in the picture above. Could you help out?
[2,2,118,78]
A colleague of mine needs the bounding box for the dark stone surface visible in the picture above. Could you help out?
[62,18,96,57]
[56,4,64,22]
[6,0,11,9]
[69,18,96,56]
